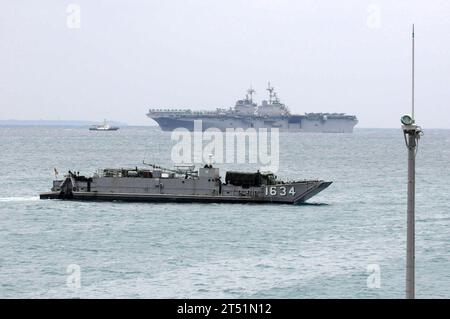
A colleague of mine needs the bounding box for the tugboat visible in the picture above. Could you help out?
[89,119,119,131]
[40,163,332,204]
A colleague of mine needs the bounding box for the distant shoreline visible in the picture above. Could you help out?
[0,120,129,127]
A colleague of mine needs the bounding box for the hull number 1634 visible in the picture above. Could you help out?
[265,186,296,196]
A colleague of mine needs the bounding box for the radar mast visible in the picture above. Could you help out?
[246,86,255,103]
[267,82,275,104]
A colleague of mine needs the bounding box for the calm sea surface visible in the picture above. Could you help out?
[0,126,449,298]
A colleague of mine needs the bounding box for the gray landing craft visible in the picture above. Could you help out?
[147,84,358,133]
[40,164,332,204]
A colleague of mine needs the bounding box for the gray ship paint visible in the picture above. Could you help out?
[147,85,358,133]
[40,165,332,205]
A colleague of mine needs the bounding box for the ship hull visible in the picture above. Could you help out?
[89,127,119,131]
[40,176,332,205]
[149,115,357,133]
[40,183,331,204]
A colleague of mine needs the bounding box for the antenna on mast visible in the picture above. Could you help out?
[208,154,213,166]
[247,86,255,103]
[267,82,274,103]
[412,24,415,120]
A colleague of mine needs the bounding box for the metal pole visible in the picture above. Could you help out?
[405,130,416,299]
[402,24,421,299]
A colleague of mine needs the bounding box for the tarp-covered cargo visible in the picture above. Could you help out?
[225,171,264,187]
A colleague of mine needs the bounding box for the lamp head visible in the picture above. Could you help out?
[401,114,415,126]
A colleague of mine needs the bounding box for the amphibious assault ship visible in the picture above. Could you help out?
[147,84,358,133]
[40,164,332,204]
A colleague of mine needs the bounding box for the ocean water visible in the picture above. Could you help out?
[0,126,449,298]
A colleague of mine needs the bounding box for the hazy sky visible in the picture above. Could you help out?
[1,0,449,128]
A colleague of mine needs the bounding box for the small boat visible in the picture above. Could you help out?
[89,119,119,131]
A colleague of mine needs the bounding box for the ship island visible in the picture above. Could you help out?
[147,84,358,133]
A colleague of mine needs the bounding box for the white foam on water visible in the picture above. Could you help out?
[0,196,40,202]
